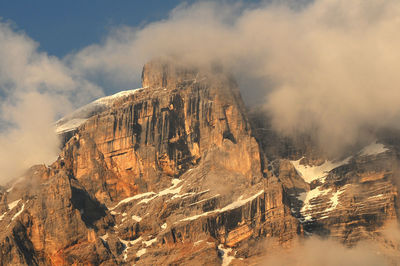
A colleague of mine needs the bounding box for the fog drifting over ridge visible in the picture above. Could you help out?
[69,0,400,156]
[1,0,400,180]
[261,221,400,265]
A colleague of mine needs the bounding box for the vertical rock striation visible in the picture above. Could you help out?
[0,59,399,265]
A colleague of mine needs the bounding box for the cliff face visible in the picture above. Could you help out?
[0,60,399,265]
[64,61,262,203]
[253,113,400,262]
[0,60,299,265]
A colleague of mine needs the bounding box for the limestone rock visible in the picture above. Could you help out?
[0,59,399,264]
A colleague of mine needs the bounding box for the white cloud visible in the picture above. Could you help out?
[67,0,400,156]
[262,236,390,266]
[0,22,103,183]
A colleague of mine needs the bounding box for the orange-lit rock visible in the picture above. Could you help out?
[0,59,399,265]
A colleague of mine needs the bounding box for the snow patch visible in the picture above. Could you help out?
[291,157,350,183]
[194,240,204,246]
[220,190,264,212]
[171,189,210,200]
[360,142,389,156]
[138,179,183,204]
[123,252,128,261]
[369,194,385,199]
[55,118,87,134]
[325,189,345,212]
[158,179,183,196]
[55,89,140,134]
[171,192,194,200]
[218,244,235,266]
[119,237,142,247]
[132,215,142,222]
[120,237,143,261]
[187,194,219,207]
[137,197,154,204]
[100,233,109,242]
[110,192,156,210]
[136,248,147,257]
[297,185,348,222]
[180,190,264,222]
[95,89,140,104]
[8,199,21,210]
[298,187,331,221]
[11,203,24,221]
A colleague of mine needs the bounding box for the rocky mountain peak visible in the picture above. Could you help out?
[0,60,399,265]
[141,59,197,89]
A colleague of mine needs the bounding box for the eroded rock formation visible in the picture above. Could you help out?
[0,60,399,265]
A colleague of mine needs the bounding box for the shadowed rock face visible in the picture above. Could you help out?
[0,60,399,265]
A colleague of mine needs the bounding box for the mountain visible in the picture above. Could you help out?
[0,59,399,265]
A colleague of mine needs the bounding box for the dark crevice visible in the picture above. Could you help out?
[70,184,107,230]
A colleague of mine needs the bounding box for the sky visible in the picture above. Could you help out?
[0,0,200,57]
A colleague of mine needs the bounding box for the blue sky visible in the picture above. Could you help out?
[0,0,199,57]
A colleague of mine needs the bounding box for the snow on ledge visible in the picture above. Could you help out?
[55,88,141,134]
[137,179,183,205]
[218,244,235,266]
[359,141,389,156]
[180,190,264,222]
[109,178,184,212]
[120,236,143,261]
[297,185,348,222]
[291,157,350,183]
[136,248,147,257]
[55,118,87,134]
[298,187,331,218]
[11,203,25,221]
[8,199,21,210]
[100,233,109,242]
[324,189,345,213]
[132,215,142,222]
[0,198,20,221]
[110,192,156,210]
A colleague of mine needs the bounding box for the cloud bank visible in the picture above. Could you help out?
[68,0,400,156]
[0,22,102,183]
[262,236,389,266]
[262,222,400,265]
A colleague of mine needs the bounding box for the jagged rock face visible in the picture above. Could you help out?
[59,60,263,204]
[291,150,399,243]
[1,60,399,265]
[0,60,299,265]
[259,132,400,262]
[250,110,400,262]
[0,166,116,265]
